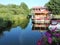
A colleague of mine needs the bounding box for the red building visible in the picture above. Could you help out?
[31,6,52,31]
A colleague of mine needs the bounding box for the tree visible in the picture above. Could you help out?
[0,2,29,16]
[45,0,60,15]
[20,2,29,15]
[0,4,6,8]
[7,4,17,8]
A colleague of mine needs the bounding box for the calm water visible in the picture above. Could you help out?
[0,19,45,45]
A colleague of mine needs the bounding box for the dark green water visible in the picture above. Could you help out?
[0,19,45,45]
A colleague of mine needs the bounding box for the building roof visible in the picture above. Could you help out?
[32,6,47,9]
[32,9,50,14]
[31,6,50,14]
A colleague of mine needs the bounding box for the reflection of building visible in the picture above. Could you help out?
[31,6,52,31]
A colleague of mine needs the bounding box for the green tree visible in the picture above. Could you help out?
[45,0,60,15]
[0,4,6,8]
[0,2,30,16]
[20,2,29,15]
[7,4,17,8]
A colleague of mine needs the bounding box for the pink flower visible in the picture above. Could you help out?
[37,40,42,45]
[55,33,60,37]
[48,37,52,44]
[45,31,51,37]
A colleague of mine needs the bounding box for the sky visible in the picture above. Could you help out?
[0,0,49,8]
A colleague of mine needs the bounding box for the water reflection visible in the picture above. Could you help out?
[19,19,45,45]
[0,18,46,45]
[0,17,29,37]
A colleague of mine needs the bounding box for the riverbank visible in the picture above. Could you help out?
[0,14,29,29]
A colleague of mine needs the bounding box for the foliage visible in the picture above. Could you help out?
[45,0,60,15]
[0,2,30,29]
[20,2,29,14]
[0,2,30,15]
[37,28,60,45]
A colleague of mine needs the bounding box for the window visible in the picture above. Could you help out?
[39,8,40,10]
[36,8,38,10]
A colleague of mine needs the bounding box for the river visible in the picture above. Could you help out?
[0,19,45,45]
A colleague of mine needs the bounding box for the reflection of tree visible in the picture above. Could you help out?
[0,17,30,37]
[19,18,29,29]
[0,2,30,38]
[0,18,12,37]
[0,26,12,38]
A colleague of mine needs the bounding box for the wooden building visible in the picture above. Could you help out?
[31,6,52,31]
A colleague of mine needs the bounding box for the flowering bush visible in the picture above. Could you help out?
[37,27,60,45]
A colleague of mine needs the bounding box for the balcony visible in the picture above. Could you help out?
[32,19,50,24]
